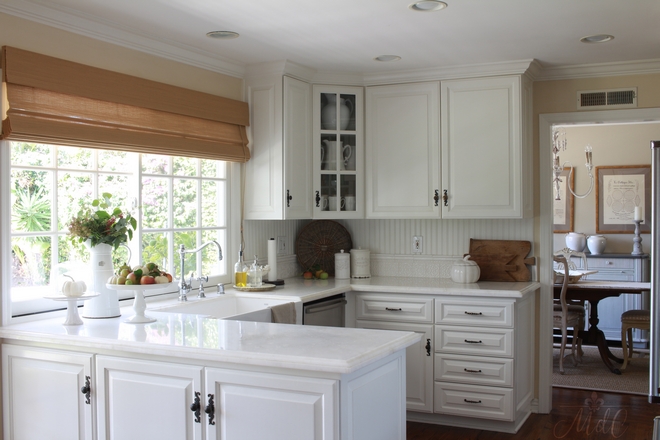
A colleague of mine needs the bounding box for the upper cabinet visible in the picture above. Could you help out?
[441,75,533,219]
[312,86,364,218]
[365,82,441,218]
[365,75,532,220]
[244,74,312,220]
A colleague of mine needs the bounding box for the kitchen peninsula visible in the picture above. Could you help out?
[1,276,539,439]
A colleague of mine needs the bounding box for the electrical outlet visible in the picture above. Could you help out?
[277,236,287,255]
[412,236,423,254]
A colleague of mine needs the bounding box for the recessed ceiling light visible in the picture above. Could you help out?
[206,31,239,40]
[580,34,614,44]
[374,55,402,62]
[409,0,448,12]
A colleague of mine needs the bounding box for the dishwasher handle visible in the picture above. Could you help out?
[304,298,347,314]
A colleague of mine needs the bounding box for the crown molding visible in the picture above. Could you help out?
[534,58,660,81]
[0,1,246,78]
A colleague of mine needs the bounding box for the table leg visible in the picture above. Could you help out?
[581,299,623,375]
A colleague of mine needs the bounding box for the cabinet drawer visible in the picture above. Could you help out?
[434,381,514,421]
[434,354,513,387]
[585,270,636,282]
[435,326,513,357]
[435,299,513,327]
[585,258,634,270]
[356,294,433,323]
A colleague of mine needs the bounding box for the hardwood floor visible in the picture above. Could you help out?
[407,387,660,439]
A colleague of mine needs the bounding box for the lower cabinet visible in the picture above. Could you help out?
[355,291,535,434]
[2,344,94,440]
[3,341,407,440]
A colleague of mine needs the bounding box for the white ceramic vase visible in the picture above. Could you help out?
[565,232,587,252]
[82,242,121,318]
[587,235,607,255]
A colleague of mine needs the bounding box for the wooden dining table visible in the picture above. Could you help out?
[553,280,651,375]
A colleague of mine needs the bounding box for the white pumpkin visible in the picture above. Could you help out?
[61,274,87,297]
[451,255,481,284]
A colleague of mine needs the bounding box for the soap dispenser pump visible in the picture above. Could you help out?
[247,255,262,287]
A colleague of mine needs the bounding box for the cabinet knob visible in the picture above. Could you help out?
[442,190,448,207]
[80,375,91,405]
[205,394,216,425]
[315,191,321,208]
[190,391,201,423]
[434,190,439,207]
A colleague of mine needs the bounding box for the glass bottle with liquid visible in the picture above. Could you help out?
[234,251,248,287]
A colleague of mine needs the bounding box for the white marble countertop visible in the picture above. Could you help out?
[0,276,539,375]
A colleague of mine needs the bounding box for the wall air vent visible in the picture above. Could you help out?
[577,88,637,110]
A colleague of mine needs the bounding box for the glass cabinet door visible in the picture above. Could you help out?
[313,87,363,217]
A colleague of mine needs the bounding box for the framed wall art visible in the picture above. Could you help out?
[596,165,651,234]
[553,167,575,233]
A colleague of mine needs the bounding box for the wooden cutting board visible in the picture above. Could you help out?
[466,239,536,282]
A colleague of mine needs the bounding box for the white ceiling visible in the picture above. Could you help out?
[2,0,660,80]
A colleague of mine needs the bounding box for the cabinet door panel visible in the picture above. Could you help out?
[96,356,203,440]
[2,345,93,440]
[441,76,523,218]
[366,82,440,218]
[205,368,337,440]
[356,320,433,413]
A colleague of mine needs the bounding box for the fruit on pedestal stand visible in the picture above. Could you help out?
[107,262,172,285]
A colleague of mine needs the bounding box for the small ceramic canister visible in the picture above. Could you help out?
[350,248,371,278]
[335,250,350,279]
[451,255,481,284]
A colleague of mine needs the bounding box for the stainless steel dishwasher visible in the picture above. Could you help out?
[302,293,346,327]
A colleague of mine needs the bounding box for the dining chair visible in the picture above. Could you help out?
[620,309,650,370]
[553,255,586,374]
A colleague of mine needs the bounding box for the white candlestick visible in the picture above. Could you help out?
[634,206,643,221]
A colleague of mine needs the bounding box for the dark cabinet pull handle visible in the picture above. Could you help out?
[434,190,439,206]
[442,190,448,206]
[464,311,483,316]
[385,307,402,311]
[81,375,91,405]
[190,391,201,423]
[425,338,431,356]
[464,398,482,404]
[286,190,293,207]
[464,339,483,344]
[464,368,482,373]
[205,394,216,425]
[315,191,320,207]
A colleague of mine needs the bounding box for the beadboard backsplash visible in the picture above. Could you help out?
[243,218,535,278]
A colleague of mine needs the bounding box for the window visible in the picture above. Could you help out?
[9,142,229,317]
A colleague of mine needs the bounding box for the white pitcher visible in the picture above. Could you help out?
[322,139,338,170]
[340,144,352,170]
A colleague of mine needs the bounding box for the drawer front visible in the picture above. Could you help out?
[434,354,513,387]
[586,258,634,270]
[585,270,636,282]
[434,381,514,421]
[435,326,513,357]
[356,294,433,323]
[435,299,513,328]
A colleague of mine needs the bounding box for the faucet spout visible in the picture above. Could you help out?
[177,241,223,302]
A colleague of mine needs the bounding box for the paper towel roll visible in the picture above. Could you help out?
[267,238,278,282]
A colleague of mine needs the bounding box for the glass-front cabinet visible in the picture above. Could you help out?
[312,85,363,218]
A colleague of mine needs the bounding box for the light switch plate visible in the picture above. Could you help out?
[412,236,423,254]
[277,236,287,254]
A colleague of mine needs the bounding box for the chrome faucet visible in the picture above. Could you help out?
[177,241,223,301]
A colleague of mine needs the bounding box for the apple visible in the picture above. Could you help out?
[315,270,324,278]
[319,272,329,280]
[303,271,313,279]
[140,275,155,285]
[126,272,137,283]
[164,272,173,282]
[120,268,130,277]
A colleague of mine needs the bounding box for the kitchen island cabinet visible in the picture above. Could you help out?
[1,313,416,440]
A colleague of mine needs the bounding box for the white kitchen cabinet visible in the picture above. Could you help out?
[313,85,364,218]
[244,74,312,219]
[2,344,94,440]
[96,355,204,440]
[355,293,434,412]
[441,75,533,219]
[205,367,337,440]
[365,82,441,218]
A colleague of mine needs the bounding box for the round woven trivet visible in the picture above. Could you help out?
[295,220,352,275]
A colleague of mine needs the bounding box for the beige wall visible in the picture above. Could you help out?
[0,12,243,100]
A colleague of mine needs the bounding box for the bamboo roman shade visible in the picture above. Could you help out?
[0,46,250,162]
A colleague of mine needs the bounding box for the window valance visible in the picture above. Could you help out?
[1,46,250,162]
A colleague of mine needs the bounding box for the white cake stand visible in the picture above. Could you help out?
[106,282,174,324]
[45,294,100,326]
